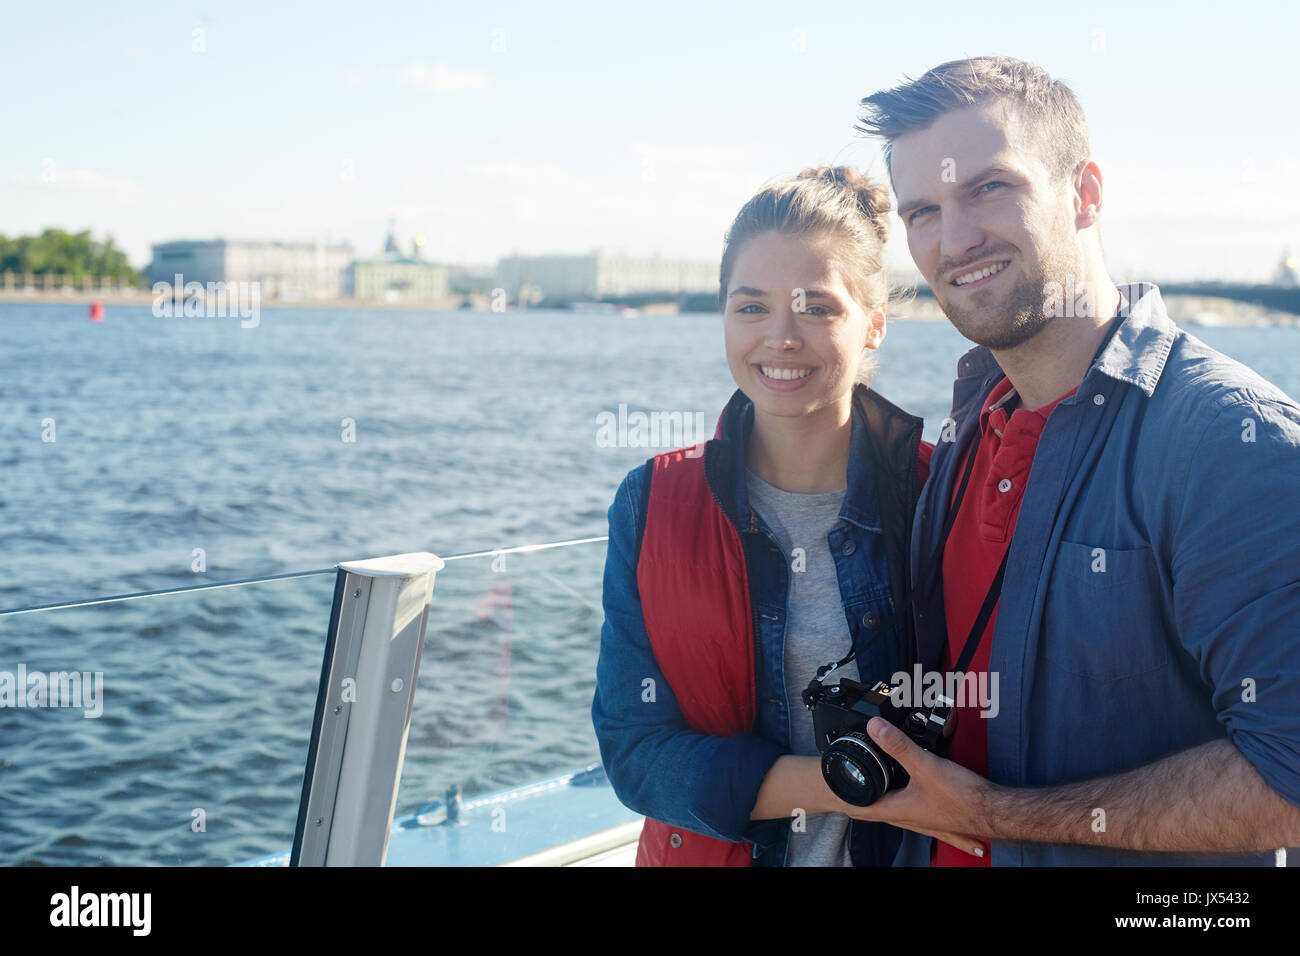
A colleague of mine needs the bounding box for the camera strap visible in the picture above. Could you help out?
[812,420,1006,683]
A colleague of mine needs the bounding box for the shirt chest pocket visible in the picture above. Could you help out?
[1039,541,1172,681]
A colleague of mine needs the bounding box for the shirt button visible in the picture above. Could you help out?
[841,539,856,556]
[862,611,880,629]
[669,833,682,848]
[1093,393,1105,406]
[997,478,1012,493]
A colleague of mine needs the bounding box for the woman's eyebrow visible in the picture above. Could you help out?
[728,287,838,299]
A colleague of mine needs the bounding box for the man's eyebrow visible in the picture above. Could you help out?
[960,164,1022,188]
[897,164,1024,219]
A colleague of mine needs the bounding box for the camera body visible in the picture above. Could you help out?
[802,676,952,807]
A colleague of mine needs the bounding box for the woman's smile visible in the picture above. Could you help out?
[754,362,817,390]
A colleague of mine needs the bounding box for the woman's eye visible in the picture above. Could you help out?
[735,302,831,316]
[978,181,1006,194]
[908,207,933,224]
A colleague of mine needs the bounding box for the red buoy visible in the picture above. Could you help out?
[89,301,105,321]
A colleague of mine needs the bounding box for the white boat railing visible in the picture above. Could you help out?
[292,552,445,866]
[0,535,618,867]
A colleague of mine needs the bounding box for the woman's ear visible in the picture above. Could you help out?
[864,302,887,350]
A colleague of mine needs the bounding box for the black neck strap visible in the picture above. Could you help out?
[820,302,1129,684]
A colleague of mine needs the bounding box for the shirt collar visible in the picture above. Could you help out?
[953,281,1178,400]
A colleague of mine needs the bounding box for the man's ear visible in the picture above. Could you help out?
[1075,159,1103,230]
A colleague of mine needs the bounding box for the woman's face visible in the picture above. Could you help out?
[723,231,885,420]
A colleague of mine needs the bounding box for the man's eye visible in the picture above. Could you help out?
[737,303,764,314]
[908,207,933,224]
[978,181,1007,194]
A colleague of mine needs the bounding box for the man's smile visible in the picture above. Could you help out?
[950,259,1012,290]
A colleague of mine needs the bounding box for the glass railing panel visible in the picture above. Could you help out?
[390,537,633,864]
[0,572,335,866]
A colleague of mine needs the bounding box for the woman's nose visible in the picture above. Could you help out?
[764,311,801,348]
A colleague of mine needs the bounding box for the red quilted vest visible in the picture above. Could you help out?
[634,425,758,867]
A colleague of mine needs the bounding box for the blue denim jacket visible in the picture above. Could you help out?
[592,383,923,865]
[895,281,1300,866]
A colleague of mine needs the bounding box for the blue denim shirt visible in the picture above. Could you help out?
[895,281,1300,866]
[592,384,922,865]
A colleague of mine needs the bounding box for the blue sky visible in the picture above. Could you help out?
[2,0,1297,281]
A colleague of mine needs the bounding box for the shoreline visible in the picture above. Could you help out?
[0,291,1293,327]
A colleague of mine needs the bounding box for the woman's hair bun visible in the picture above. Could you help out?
[795,165,891,244]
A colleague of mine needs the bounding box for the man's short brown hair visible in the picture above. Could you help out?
[856,56,1091,185]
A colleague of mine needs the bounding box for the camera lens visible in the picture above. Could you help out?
[821,733,890,806]
[837,761,867,789]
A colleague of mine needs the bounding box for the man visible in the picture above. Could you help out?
[851,56,1300,865]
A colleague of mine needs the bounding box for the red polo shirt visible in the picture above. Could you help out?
[930,376,1076,867]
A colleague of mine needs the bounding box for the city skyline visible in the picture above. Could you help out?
[3,1,1297,283]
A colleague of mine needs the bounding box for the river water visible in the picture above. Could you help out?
[0,301,1295,865]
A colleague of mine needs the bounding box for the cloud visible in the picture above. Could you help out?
[462,162,584,188]
[7,167,144,200]
[341,61,491,93]
[397,61,490,93]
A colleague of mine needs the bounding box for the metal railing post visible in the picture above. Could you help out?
[291,552,445,866]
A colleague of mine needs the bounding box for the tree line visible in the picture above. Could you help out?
[0,229,138,283]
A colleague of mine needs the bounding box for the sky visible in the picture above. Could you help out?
[2,0,1297,283]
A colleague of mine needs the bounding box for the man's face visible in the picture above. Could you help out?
[891,101,1080,350]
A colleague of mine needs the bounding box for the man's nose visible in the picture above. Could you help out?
[939,206,986,266]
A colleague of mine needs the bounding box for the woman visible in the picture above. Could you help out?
[591,166,951,866]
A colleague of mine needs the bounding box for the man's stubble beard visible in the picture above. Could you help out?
[936,220,1080,352]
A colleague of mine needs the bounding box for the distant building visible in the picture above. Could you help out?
[349,257,449,303]
[146,239,353,300]
[494,251,719,301]
[447,264,496,296]
[1273,250,1299,288]
[347,224,449,303]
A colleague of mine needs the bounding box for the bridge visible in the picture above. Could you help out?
[602,281,1300,317]
[905,280,1300,316]
[1137,282,1300,315]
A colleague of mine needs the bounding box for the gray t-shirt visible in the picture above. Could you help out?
[745,466,856,867]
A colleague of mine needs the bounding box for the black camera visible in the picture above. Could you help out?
[802,674,952,807]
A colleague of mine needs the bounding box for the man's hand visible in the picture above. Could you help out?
[845,716,992,858]
[849,718,1300,857]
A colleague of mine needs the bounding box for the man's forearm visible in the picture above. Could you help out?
[980,738,1300,854]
